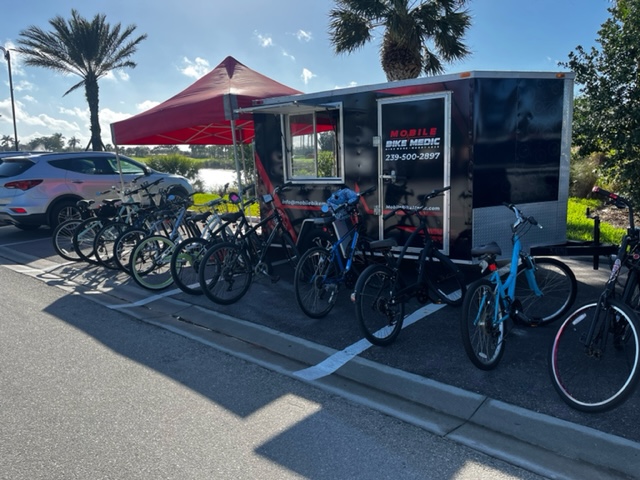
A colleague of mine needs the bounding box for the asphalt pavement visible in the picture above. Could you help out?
[1,226,639,479]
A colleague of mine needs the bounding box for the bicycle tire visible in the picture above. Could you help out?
[129,235,176,290]
[52,218,83,262]
[72,217,105,264]
[170,237,212,295]
[515,257,577,325]
[94,221,128,270]
[113,228,148,273]
[198,242,253,305]
[549,299,640,412]
[294,246,340,318]
[460,278,505,370]
[354,263,405,346]
[424,249,466,306]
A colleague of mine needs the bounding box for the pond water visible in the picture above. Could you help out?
[197,168,239,192]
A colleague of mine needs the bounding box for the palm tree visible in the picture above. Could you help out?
[67,136,79,151]
[16,9,147,151]
[1,134,12,151]
[329,0,471,81]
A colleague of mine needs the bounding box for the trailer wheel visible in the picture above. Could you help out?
[299,228,334,253]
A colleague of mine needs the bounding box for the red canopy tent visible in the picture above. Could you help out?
[110,56,302,146]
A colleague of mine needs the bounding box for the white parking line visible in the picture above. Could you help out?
[293,303,446,381]
[107,288,183,309]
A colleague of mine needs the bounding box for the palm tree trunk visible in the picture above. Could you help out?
[84,73,103,151]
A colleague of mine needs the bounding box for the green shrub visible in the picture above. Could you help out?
[146,153,203,190]
[570,153,602,198]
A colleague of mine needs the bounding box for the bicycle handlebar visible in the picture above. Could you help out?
[502,202,542,230]
[592,186,635,230]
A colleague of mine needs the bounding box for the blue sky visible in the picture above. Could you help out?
[0,0,612,149]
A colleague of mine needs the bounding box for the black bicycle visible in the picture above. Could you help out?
[197,183,299,305]
[352,186,466,346]
[549,186,640,412]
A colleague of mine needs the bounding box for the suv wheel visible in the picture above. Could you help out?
[50,200,81,229]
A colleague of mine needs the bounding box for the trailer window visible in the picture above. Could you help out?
[285,108,341,182]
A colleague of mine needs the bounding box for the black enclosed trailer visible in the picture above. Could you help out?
[241,71,575,262]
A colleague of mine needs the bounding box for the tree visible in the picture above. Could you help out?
[1,135,12,151]
[67,136,79,151]
[563,0,640,202]
[328,0,471,81]
[16,9,147,151]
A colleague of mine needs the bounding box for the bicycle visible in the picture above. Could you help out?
[72,178,163,265]
[169,194,239,295]
[549,186,640,412]
[294,185,393,319]
[51,199,97,262]
[461,202,577,370]
[352,186,467,346]
[197,182,299,305]
[128,194,202,290]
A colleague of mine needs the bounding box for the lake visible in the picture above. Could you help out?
[197,168,239,192]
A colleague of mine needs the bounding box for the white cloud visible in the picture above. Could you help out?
[301,68,316,85]
[136,100,160,111]
[58,106,87,118]
[296,30,312,42]
[180,57,210,79]
[255,31,274,48]
[282,50,295,61]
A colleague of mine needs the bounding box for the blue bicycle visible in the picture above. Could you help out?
[294,185,393,318]
[460,203,577,370]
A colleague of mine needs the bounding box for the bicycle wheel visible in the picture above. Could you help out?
[460,278,505,370]
[72,217,104,264]
[113,228,147,273]
[515,257,577,325]
[198,242,252,305]
[425,249,466,306]
[94,221,128,270]
[549,300,640,412]
[294,246,340,318]
[354,264,405,346]
[52,218,83,261]
[170,237,212,295]
[129,235,176,290]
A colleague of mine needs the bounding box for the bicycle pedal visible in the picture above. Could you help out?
[270,275,280,284]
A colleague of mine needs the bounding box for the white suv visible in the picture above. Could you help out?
[0,151,194,230]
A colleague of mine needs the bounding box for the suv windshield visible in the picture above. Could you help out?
[0,159,35,178]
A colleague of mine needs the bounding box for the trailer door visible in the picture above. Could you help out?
[377,92,451,254]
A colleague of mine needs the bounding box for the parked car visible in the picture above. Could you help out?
[0,151,194,230]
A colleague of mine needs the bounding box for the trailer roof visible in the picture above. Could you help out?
[239,70,574,114]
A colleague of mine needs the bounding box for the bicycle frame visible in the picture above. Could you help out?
[481,233,544,327]
[322,223,361,284]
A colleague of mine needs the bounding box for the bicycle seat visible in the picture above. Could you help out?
[368,238,397,251]
[190,211,211,223]
[470,241,502,257]
[221,211,243,223]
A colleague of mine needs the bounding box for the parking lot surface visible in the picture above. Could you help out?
[1,226,639,478]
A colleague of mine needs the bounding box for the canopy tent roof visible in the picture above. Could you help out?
[110,56,302,146]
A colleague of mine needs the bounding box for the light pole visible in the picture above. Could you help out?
[0,46,18,151]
